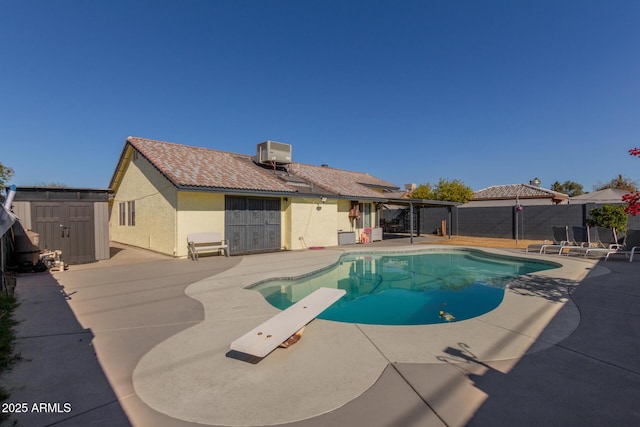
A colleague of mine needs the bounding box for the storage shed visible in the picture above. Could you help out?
[11,187,110,264]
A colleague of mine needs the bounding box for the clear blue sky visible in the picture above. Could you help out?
[1,0,639,192]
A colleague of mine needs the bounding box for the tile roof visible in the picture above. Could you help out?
[293,163,399,199]
[127,137,295,193]
[116,137,399,199]
[473,184,568,200]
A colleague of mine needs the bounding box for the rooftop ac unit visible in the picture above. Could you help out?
[256,141,292,165]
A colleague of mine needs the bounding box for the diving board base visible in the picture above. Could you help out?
[230,287,346,358]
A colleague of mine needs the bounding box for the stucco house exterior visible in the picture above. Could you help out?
[108,137,402,257]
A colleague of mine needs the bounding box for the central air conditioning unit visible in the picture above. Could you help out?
[256,141,292,165]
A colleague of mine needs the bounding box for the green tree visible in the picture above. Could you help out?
[36,182,67,188]
[410,178,473,203]
[0,162,14,187]
[409,183,433,199]
[432,178,474,203]
[586,204,628,233]
[595,174,638,192]
[551,180,584,197]
[411,178,473,203]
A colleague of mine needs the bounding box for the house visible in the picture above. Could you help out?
[569,188,628,204]
[462,182,569,208]
[108,137,402,256]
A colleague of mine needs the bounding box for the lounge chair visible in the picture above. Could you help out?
[527,226,570,254]
[605,229,640,262]
[567,227,619,258]
[561,226,595,256]
[230,287,346,358]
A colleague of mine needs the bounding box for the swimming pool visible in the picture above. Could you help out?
[251,249,558,325]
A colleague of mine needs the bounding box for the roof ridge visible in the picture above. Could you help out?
[291,162,370,175]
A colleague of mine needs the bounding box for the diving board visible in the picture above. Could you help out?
[230,287,346,358]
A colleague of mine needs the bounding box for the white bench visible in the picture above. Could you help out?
[187,232,229,260]
[230,287,346,358]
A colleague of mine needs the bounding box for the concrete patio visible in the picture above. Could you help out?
[3,239,640,426]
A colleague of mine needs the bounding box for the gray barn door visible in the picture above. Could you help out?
[32,202,95,264]
[225,196,281,255]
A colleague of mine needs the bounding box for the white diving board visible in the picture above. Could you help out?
[230,287,346,358]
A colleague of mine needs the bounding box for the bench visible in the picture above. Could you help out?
[230,287,346,358]
[187,232,229,260]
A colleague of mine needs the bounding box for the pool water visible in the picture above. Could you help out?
[252,250,558,325]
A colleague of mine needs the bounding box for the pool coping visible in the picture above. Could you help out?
[132,245,606,426]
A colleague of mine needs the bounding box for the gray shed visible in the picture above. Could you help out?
[11,187,110,264]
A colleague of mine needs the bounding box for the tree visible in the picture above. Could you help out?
[432,178,474,203]
[622,148,640,216]
[36,182,68,188]
[551,180,584,197]
[409,183,433,199]
[0,162,14,187]
[410,178,473,203]
[586,204,628,233]
[595,174,638,192]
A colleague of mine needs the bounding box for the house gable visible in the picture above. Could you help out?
[109,144,178,255]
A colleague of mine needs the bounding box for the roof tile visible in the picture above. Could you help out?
[124,137,398,198]
[473,184,568,200]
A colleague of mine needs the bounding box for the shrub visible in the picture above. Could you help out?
[586,204,628,233]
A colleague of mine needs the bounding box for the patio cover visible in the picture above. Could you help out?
[383,198,459,243]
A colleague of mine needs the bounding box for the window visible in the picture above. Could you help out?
[119,201,136,226]
[119,202,126,226]
[127,201,135,226]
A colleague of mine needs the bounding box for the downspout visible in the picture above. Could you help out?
[174,190,178,257]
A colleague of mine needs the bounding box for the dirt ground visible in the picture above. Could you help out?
[421,235,545,249]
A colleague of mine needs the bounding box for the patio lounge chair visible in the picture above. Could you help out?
[605,229,640,262]
[527,226,570,254]
[561,226,595,256]
[230,287,346,358]
[566,227,619,258]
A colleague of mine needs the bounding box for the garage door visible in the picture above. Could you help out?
[225,196,281,255]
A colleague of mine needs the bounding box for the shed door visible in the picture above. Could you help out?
[32,202,95,264]
[225,196,281,255]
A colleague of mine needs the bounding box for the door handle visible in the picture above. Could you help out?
[60,225,70,238]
